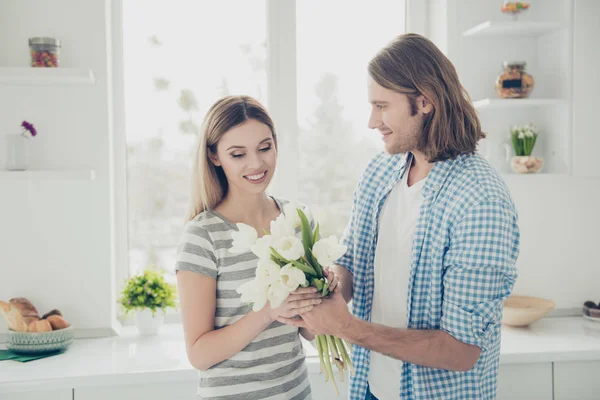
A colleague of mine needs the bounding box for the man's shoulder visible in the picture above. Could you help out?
[446,153,516,211]
[360,151,404,182]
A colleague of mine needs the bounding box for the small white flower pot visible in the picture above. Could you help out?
[134,309,164,336]
[5,134,29,171]
[510,156,544,174]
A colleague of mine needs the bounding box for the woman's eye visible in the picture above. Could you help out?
[231,154,244,159]
[259,146,272,152]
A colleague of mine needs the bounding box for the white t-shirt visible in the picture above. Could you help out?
[368,168,425,400]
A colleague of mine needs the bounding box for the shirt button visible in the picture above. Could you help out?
[433,185,440,191]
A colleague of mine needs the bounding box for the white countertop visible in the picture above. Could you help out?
[1,316,600,394]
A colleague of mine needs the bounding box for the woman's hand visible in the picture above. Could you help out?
[266,286,323,321]
[323,267,340,294]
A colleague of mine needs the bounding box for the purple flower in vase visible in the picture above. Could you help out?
[21,120,38,139]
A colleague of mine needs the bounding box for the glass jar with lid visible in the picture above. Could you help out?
[495,61,534,99]
[29,37,61,68]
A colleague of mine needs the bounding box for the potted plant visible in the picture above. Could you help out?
[510,123,543,174]
[118,268,177,335]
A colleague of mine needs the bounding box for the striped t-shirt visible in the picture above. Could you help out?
[175,198,312,400]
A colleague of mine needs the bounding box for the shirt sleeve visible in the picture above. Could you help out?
[175,222,218,279]
[440,200,520,350]
[336,189,358,276]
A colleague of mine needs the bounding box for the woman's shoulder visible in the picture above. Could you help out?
[185,209,235,237]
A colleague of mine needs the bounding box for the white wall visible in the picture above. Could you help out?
[0,0,119,336]
[0,0,598,342]
[436,0,600,309]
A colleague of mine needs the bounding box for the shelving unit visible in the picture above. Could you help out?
[0,169,96,181]
[463,21,568,38]
[454,0,574,176]
[0,67,95,86]
[473,98,567,110]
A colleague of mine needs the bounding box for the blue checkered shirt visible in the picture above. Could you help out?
[337,152,519,400]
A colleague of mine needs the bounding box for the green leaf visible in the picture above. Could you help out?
[321,279,329,296]
[309,250,324,278]
[291,260,317,276]
[270,246,289,264]
[313,222,320,244]
[311,277,324,291]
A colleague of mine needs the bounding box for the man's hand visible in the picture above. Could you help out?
[277,289,353,337]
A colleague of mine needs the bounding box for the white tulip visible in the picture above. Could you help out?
[250,234,274,260]
[283,201,303,229]
[236,279,269,311]
[273,236,305,261]
[280,263,307,291]
[268,281,290,308]
[230,223,258,254]
[256,259,281,286]
[270,214,296,238]
[312,236,348,267]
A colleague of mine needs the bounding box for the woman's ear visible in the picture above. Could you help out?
[417,95,433,115]
[209,152,221,167]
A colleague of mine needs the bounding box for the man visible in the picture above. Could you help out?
[279,33,520,400]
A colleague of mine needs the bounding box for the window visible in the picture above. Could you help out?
[122,0,267,282]
[121,1,405,284]
[295,1,405,236]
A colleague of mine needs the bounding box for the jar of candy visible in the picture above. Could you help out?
[495,61,534,99]
[29,37,61,68]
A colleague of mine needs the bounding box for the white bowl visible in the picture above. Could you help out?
[502,296,555,327]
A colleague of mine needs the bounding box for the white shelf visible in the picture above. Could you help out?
[0,169,96,181]
[474,98,567,110]
[0,67,95,86]
[463,21,569,38]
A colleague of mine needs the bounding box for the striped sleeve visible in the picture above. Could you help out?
[175,221,218,279]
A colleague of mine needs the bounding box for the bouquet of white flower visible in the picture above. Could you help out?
[230,202,354,395]
[510,122,538,156]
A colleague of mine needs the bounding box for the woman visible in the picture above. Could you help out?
[176,95,328,399]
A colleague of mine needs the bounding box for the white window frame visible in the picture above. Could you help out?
[110,0,409,325]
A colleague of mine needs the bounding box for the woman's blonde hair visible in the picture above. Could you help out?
[186,95,277,221]
[368,33,485,162]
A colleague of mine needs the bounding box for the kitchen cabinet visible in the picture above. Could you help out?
[497,362,553,400]
[3,389,72,400]
[554,360,600,400]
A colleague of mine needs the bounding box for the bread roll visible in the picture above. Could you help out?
[9,298,39,319]
[42,309,63,319]
[0,300,29,332]
[28,319,52,332]
[47,315,69,330]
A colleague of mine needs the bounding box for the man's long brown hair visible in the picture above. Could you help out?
[369,33,485,162]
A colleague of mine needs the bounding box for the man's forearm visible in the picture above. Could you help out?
[331,264,353,303]
[339,317,481,372]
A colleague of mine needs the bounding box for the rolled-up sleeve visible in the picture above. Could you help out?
[440,200,520,350]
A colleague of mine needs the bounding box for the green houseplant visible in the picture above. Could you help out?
[118,268,177,335]
[509,123,544,174]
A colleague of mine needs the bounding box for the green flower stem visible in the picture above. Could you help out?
[319,334,339,395]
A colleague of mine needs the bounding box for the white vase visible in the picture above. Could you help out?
[134,309,164,336]
[5,134,29,171]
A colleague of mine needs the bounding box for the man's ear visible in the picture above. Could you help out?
[209,152,221,167]
[417,94,433,115]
